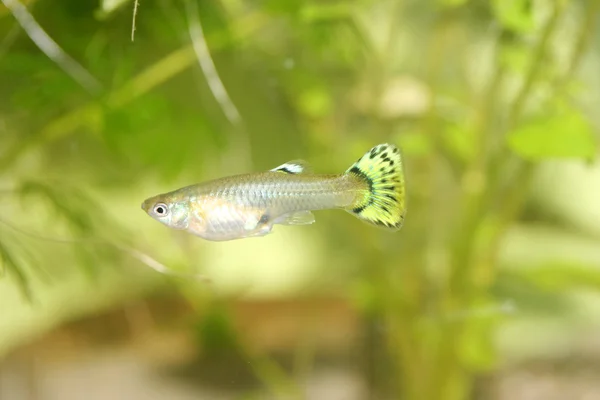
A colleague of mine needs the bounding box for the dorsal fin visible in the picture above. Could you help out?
[270,160,312,174]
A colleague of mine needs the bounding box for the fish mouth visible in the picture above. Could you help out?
[141,199,152,213]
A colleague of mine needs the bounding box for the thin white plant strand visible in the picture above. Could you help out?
[131,0,139,41]
[184,0,241,126]
[0,217,209,282]
[1,0,102,94]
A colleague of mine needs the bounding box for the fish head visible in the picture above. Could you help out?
[141,193,190,230]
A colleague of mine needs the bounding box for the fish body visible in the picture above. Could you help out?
[142,143,406,241]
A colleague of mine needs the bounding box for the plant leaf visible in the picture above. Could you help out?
[491,0,535,33]
[96,0,132,18]
[442,124,476,163]
[515,262,600,293]
[438,0,469,7]
[0,239,32,301]
[397,131,434,157]
[507,109,597,161]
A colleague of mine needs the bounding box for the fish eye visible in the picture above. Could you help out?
[153,203,169,216]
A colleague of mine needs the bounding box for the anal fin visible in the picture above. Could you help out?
[274,211,316,226]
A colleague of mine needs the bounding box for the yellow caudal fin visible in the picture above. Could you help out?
[345,143,406,231]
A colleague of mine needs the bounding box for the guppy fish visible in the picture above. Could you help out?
[141,143,406,241]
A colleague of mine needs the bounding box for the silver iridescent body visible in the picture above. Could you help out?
[142,167,366,241]
[142,143,407,242]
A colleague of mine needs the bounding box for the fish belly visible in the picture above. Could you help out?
[195,202,268,241]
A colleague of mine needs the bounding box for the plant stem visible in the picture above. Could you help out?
[0,11,267,174]
[474,0,600,292]
[433,2,572,400]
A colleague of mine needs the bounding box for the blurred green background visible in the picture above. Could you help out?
[1,0,600,399]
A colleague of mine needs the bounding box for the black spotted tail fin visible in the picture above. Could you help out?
[345,143,406,231]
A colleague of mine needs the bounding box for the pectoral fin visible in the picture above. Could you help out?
[241,214,273,238]
[274,211,316,226]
